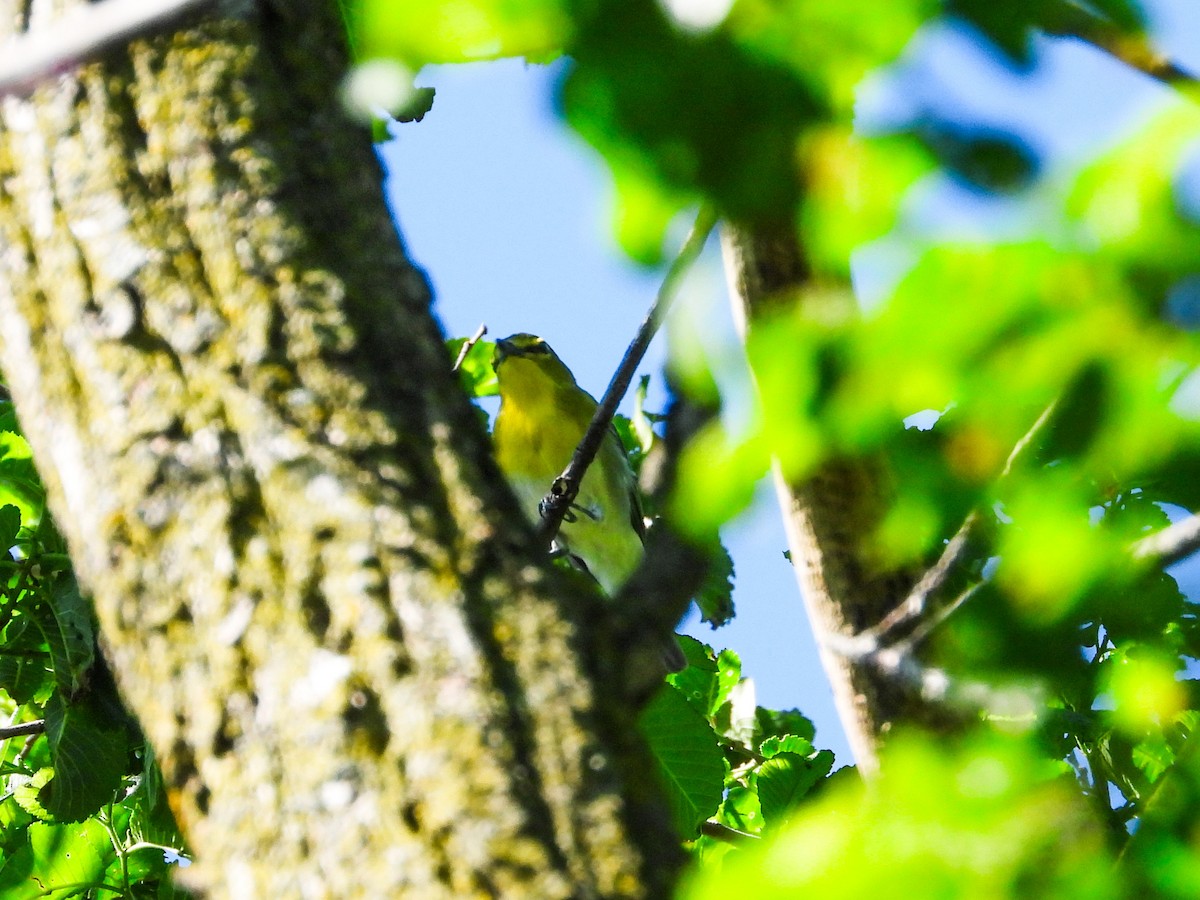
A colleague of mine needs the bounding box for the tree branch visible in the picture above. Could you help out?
[451,323,488,372]
[854,400,1058,652]
[699,821,760,844]
[1132,513,1200,568]
[1043,0,1198,91]
[535,206,718,548]
[0,719,44,741]
[614,383,720,702]
[0,0,215,96]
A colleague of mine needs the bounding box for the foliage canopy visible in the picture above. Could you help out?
[365,0,1200,896]
[1,0,1199,896]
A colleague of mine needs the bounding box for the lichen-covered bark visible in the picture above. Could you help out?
[0,2,679,895]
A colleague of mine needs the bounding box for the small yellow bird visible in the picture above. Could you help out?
[492,333,645,595]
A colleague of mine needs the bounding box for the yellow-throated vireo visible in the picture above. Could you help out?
[493,333,644,594]
[492,334,687,674]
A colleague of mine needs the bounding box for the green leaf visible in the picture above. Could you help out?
[392,87,436,123]
[714,649,742,713]
[12,768,55,823]
[562,1,823,258]
[42,693,129,823]
[755,749,834,829]
[448,338,499,398]
[694,541,735,628]
[28,575,95,698]
[0,435,44,530]
[630,375,657,455]
[716,783,764,835]
[0,504,21,552]
[755,707,816,747]
[122,744,187,861]
[359,0,570,65]
[760,734,814,759]
[0,655,52,706]
[713,678,759,750]
[639,683,725,837]
[110,784,186,889]
[666,637,721,719]
[0,403,19,436]
[0,818,114,898]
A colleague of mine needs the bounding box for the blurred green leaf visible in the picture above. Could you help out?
[562,1,823,261]
[358,0,570,65]
[682,732,1116,899]
[726,0,935,115]
[671,422,768,539]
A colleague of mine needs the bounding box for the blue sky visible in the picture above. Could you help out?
[378,2,1198,766]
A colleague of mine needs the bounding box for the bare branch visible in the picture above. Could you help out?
[699,821,761,844]
[451,323,488,373]
[535,206,719,548]
[1043,0,1198,91]
[0,719,44,741]
[825,628,1040,728]
[864,511,980,648]
[1132,513,1200,568]
[901,582,982,651]
[0,0,215,96]
[869,647,1041,723]
[856,400,1057,650]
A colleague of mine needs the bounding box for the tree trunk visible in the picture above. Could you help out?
[0,2,679,895]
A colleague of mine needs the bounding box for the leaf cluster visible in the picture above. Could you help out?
[0,401,189,898]
[371,0,1200,895]
[638,636,836,858]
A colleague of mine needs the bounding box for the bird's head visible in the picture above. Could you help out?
[493,333,578,389]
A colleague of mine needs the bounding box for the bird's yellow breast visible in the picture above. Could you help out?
[493,354,643,594]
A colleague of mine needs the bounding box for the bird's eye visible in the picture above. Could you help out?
[529,342,550,354]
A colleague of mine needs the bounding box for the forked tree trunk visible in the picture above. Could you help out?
[0,2,679,895]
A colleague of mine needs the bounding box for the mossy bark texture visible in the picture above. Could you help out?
[0,2,678,896]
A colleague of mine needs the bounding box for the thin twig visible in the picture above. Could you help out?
[0,0,215,97]
[865,511,980,648]
[535,206,719,548]
[1043,0,1197,91]
[867,643,1041,724]
[854,400,1057,651]
[1132,513,1200,568]
[451,323,488,373]
[698,820,761,844]
[0,719,44,741]
[897,582,982,651]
